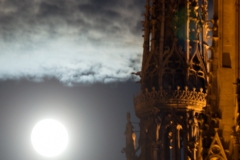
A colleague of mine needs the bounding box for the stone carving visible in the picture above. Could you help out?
[125,113,135,147]
[189,112,200,141]
[123,0,214,159]
[176,124,183,148]
[155,116,161,141]
[122,113,136,159]
[207,131,228,160]
[134,86,207,108]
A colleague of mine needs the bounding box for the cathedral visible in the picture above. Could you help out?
[123,0,240,159]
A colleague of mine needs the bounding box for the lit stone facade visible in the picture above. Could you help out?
[123,0,240,160]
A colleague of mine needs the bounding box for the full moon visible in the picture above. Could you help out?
[31,119,68,157]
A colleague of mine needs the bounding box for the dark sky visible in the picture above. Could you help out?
[0,0,145,84]
[0,0,145,159]
[0,80,140,160]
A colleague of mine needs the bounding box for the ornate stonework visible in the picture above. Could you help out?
[123,0,240,160]
[134,86,207,117]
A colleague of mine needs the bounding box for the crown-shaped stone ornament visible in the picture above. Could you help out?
[134,86,207,117]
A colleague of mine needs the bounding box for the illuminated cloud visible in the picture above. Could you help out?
[0,0,144,85]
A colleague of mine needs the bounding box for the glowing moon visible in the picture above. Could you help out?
[31,119,68,157]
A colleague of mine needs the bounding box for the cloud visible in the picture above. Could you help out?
[0,0,145,85]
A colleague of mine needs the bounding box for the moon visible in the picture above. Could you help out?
[31,119,68,157]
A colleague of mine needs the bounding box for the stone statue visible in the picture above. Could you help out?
[155,116,161,141]
[125,112,135,147]
[123,112,137,159]
[191,112,199,141]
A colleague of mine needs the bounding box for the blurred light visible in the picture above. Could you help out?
[31,119,68,157]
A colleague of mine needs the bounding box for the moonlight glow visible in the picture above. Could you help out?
[31,119,68,157]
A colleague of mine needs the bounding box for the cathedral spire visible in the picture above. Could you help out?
[124,0,240,159]
[140,0,208,93]
[124,0,210,160]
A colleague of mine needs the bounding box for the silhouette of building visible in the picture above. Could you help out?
[123,0,240,159]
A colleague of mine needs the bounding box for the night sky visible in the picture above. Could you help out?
[0,0,145,160]
[0,0,214,159]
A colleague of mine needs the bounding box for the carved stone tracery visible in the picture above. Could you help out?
[124,0,211,160]
[134,86,206,117]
